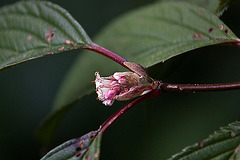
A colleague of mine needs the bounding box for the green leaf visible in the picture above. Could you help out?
[159,0,236,16]
[37,1,239,145]
[36,106,72,147]
[229,144,240,160]
[0,1,92,69]
[96,1,239,68]
[82,132,101,160]
[41,130,102,160]
[169,121,240,160]
[35,52,118,146]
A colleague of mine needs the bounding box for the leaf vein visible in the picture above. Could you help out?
[175,136,240,159]
[0,12,75,43]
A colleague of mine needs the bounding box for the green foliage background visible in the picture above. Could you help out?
[0,0,240,159]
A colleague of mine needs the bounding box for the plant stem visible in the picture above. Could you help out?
[98,81,240,134]
[99,89,161,134]
[99,97,146,134]
[224,41,240,47]
[86,41,240,134]
[160,82,240,93]
[82,43,128,69]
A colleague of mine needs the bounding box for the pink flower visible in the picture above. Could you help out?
[94,72,158,106]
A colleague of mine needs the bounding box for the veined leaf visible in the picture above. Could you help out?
[35,52,118,146]
[41,130,102,160]
[96,2,239,68]
[229,144,240,160]
[169,122,240,160]
[37,1,239,146]
[0,1,92,69]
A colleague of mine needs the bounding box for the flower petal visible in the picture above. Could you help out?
[103,100,114,106]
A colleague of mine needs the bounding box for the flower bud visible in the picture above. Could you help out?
[94,71,158,106]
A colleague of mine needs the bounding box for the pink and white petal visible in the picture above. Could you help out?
[141,89,152,96]
[105,89,117,99]
[113,72,130,80]
[96,88,109,100]
[103,99,114,106]
[115,86,140,100]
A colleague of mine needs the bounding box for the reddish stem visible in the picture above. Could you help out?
[84,41,240,134]
[160,82,240,93]
[82,43,129,70]
[222,41,240,47]
[99,88,161,134]
[98,79,240,134]
[98,81,240,133]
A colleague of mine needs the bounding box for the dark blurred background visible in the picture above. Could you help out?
[0,0,240,159]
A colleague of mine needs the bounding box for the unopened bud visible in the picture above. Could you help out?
[94,71,158,106]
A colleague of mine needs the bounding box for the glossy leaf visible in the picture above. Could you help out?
[95,2,239,68]
[229,144,240,160]
[37,2,239,145]
[35,52,119,146]
[169,121,240,159]
[41,130,102,160]
[0,1,92,69]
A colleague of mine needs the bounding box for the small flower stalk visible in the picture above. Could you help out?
[94,71,158,106]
